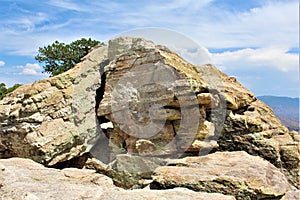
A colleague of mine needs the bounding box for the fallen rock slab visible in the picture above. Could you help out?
[151,151,292,199]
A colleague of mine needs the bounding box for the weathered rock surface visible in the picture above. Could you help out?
[217,85,299,187]
[0,36,299,199]
[151,151,293,199]
[0,45,107,166]
[102,188,236,200]
[95,37,299,188]
[280,189,300,200]
[97,37,224,159]
[0,157,236,200]
[195,64,299,188]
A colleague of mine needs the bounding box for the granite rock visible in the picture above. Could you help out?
[151,151,292,199]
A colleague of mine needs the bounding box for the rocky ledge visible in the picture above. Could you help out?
[0,37,299,199]
[0,157,236,200]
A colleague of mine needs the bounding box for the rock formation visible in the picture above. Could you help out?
[0,45,107,165]
[0,37,299,199]
[0,157,236,200]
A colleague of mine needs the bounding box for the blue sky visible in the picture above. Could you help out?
[0,0,299,97]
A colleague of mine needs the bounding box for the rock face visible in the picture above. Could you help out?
[0,45,108,165]
[0,36,299,199]
[97,37,221,159]
[204,66,300,187]
[0,157,236,200]
[95,37,299,188]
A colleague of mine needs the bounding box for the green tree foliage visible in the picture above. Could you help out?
[0,83,6,99]
[0,83,22,100]
[35,38,103,76]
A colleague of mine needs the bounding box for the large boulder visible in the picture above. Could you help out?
[95,37,299,188]
[96,37,225,160]
[151,151,293,199]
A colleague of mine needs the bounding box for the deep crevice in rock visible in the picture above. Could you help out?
[95,59,109,117]
[90,59,114,165]
[50,152,92,169]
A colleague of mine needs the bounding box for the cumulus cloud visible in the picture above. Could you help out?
[176,47,212,65]
[211,47,299,97]
[18,63,43,75]
[0,61,5,67]
[212,47,298,72]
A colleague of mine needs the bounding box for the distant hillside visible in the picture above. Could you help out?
[258,96,299,131]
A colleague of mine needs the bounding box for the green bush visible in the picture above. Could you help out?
[0,83,22,100]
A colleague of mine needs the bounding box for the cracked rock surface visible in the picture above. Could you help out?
[0,157,236,200]
[0,37,299,199]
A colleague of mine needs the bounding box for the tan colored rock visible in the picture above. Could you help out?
[0,45,108,165]
[96,38,299,189]
[219,99,299,187]
[136,139,157,155]
[108,36,156,61]
[0,158,236,200]
[195,65,299,188]
[102,188,236,200]
[197,93,220,108]
[196,121,215,140]
[1,36,298,191]
[151,151,292,199]
[280,189,300,200]
[0,157,117,199]
[97,37,215,159]
[223,76,255,110]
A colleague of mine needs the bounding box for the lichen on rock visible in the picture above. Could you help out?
[0,36,299,199]
[0,45,108,166]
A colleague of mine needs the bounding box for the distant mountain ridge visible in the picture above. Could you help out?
[258,96,299,131]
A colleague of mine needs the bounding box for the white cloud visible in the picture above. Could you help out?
[176,47,212,65]
[210,47,299,97]
[0,61,5,67]
[212,47,298,72]
[18,63,43,75]
[146,0,213,12]
[5,12,49,34]
[185,0,299,48]
[48,0,88,12]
